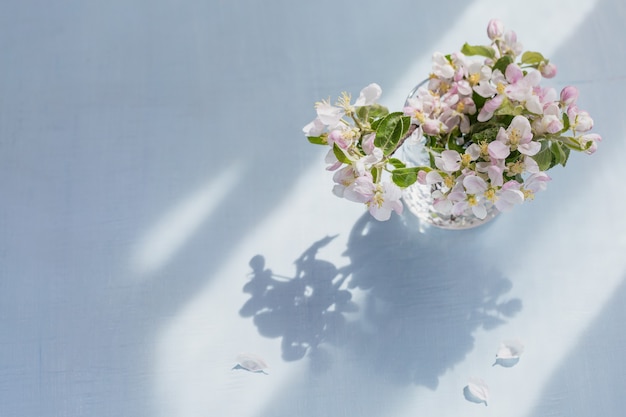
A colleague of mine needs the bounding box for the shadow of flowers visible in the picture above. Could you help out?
[241,213,522,388]
[240,235,357,362]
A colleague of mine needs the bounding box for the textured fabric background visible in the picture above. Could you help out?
[0,1,624,416]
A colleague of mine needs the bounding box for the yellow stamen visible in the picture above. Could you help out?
[414,111,426,124]
[507,160,525,175]
[509,128,520,147]
[521,188,535,200]
[479,141,489,156]
[468,73,480,86]
[467,195,478,207]
[496,82,506,95]
[484,187,497,202]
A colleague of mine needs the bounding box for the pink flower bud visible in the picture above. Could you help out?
[487,19,504,40]
[417,170,428,185]
[581,133,601,154]
[560,86,579,106]
[422,119,441,135]
[540,62,557,78]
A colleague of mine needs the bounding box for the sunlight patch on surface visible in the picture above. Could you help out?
[131,161,243,276]
[154,155,362,417]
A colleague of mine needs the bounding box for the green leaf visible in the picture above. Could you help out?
[447,131,464,153]
[493,55,513,74]
[472,91,487,111]
[561,146,571,166]
[371,167,379,183]
[549,140,571,167]
[550,141,566,168]
[367,103,389,120]
[562,112,570,131]
[332,143,351,164]
[391,167,421,187]
[460,43,495,59]
[356,106,369,121]
[374,112,411,156]
[388,158,406,169]
[470,125,500,143]
[532,140,553,171]
[307,135,326,145]
[521,51,546,66]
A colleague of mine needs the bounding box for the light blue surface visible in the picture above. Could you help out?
[1,1,625,416]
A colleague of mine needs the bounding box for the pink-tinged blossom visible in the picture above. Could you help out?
[540,62,557,78]
[487,19,504,40]
[339,173,404,221]
[354,83,382,106]
[324,149,342,171]
[495,180,525,211]
[425,170,445,185]
[474,68,507,98]
[501,30,523,56]
[303,117,325,137]
[521,172,551,199]
[456,175,490,219]
[423,119,446,135]
[404,88,440,126]
[432,52,455,79]
[435,150,462,172]
[474,69,507,121]
[315,100,344,127]
[456,61,492,96]
[417,169,428,185]
[432,191,454,215]
[429,178,460,215]
[567,105,594,132]
[328,126,357,150]
[497,115,540,156]
[343,173,375,204]
[560,86,579,106]
[367,182,404,221]
[535,85,558,107]
[477,94,503,122]
[355,148,384,176]
[532,102,563,135]
[580,133,602,154]
[504,65,543,114]
[487,164,505,187]
[332,165,359,197]
[488,139,511,160]
[440,93,477,134]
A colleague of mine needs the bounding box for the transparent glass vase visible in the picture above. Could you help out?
[400,82,500,230]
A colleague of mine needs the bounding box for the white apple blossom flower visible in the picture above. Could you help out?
[303,20,601,222]
[354,83,382,107]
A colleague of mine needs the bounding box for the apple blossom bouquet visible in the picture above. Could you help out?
[303,19,601,222]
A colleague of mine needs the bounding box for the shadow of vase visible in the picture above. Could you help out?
[240,212,522,388]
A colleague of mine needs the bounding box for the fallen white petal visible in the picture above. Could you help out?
[464,377,489,406]
[497,339,525,358]
[494,339,524,367]
[234,353,269,374]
